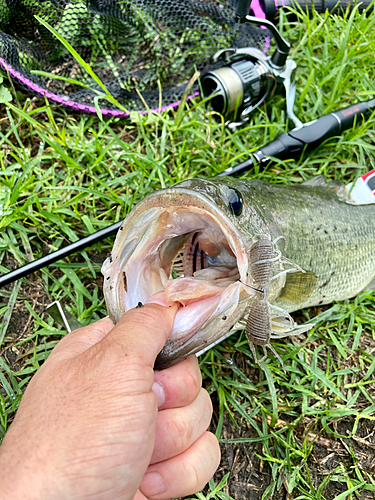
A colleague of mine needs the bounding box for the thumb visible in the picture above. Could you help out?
[98,294,179,367]
[49,317,115,361]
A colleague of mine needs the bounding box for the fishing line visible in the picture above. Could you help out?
[238,279,264,293]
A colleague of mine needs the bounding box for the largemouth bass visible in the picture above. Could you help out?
[101,177,375,369]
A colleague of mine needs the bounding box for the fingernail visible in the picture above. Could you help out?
[152,381,166,408]
[141,471,166,497]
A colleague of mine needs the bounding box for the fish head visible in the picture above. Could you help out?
[101,177,284,369]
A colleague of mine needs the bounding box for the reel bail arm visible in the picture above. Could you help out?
[200,16,300,129]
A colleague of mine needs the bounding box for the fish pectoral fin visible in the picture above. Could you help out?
[277,270,318,305]
[363,273,375,290]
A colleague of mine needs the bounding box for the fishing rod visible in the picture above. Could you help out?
[218,98,375,176]
[1,99,375,288]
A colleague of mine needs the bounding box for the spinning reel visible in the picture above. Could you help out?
[200,14,302,129]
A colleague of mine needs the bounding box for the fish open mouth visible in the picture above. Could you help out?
[102,189,253,366]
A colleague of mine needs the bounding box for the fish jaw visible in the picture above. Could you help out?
[101,186,254,367]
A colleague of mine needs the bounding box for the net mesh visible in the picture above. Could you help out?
[0,0,270,115]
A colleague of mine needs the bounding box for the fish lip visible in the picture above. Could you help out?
[102,186,252,361]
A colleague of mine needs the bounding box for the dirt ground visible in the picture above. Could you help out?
[210,367,375,500]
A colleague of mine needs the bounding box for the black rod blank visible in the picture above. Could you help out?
[0,163,253,288]
[0,221,123,287]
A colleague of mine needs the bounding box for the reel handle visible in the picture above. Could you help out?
[244,16,290,68]
[236,0,253,18]
[259,0,374,20]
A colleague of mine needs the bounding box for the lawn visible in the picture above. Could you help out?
[1,4,375,499]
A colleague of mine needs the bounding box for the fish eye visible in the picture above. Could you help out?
[227,188,243,216]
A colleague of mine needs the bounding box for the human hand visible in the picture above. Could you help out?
[0,297,220,500]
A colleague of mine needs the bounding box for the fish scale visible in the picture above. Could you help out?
[249,181,375,311]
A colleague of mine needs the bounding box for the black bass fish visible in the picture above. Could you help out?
[101,177,375,369]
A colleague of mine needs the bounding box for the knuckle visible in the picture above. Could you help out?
[183,457,202,492]
[169,390,213,450]
[183,433,220,494]
[190,433,221,489]
[206,431,221,466]
[200,388,213,421]
[185,362,202,401]
[170,413,191,448]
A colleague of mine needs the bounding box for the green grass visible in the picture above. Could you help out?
[1,5,375,499]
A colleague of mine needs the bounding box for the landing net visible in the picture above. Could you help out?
[0,0,270,115]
